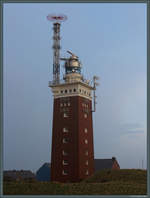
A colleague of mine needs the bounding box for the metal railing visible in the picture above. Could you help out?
[48,77,93,87]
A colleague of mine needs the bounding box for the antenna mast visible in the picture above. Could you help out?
[47,14,67,84]
[92,76,99,112]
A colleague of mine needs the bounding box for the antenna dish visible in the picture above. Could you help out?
[47,14,67,22]
[67,50,79,58]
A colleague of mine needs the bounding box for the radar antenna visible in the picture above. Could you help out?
[47,14,67,84]
[67,50,78,58]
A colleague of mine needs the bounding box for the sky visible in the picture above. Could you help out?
[3,3,147,173]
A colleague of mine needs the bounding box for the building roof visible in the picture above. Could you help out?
[42,163,51,168]
[94,157,120,171]
[94,159,114,171]
[4,170,35,179]
[36,163,51,181]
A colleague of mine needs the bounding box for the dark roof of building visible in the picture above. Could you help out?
[36,163,51,181]
[43,163,51,168]
[4,170,35,179]
[94,159,113,171]
[94,157,120,171]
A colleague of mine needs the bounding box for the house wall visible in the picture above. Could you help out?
[112,160,120,170]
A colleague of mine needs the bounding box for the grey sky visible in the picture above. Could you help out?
[3,3,147,173]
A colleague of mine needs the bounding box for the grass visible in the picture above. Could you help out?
[3,169,147,195]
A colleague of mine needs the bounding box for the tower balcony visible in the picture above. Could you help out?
[48,77,92,88]
[48,79,65,87]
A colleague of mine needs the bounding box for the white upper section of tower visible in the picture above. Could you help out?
[49,81,93,100]
[49,50,94,100]
[64,73,83,83]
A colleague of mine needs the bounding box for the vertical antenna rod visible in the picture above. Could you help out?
[92,76,99,112]
[47,14,67,84]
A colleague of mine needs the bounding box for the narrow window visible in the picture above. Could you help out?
[69,89,72,93]
[85,170,89,175]
[63,138,68,143]
[84,128,88,133]
[85,160,88,165]
[85,150,88,156]
[85,139,88,144]
[68,102,70,106]
[62,150,68,156]
[84,113,87,118]
[61,90,63,94]
[65,90,67,93]
[60,103,63,107]
[62,170,68,175]
[63,112,68,118]
[63,160,68,165]
[73,88,76,92]
[63,127,69,133]
[64,103,66,107]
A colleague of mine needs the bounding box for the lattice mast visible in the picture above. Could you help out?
[47,14,67,84]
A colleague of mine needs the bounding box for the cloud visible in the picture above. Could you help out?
[120,122,145,134]
[126,128,145,134]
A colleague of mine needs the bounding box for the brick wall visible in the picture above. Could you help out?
[51,96,94,182]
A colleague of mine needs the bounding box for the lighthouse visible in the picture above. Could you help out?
[47,14,98,182]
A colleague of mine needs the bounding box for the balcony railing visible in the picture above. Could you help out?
[48,77,93,87]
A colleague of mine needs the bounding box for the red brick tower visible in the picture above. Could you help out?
[47,15,97,182]
[49,51,95,182]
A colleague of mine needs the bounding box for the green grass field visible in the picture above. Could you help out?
[3,169,147,195]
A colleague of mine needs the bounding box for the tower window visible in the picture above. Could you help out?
[73,88,76,92]
[63,138,69,143]
[63,160,68,165]
[62,150,68,156]
[85,160,89,165]
[84,128,88,133]
[63,112,68,118]
[63,127,69,133]
[85,139,88,144]
[61,90,63,94]
[62,170,68,175]
[85,150,88,156]
[65,90,67,93]
[85,170,89,175]
[84,113,87,118]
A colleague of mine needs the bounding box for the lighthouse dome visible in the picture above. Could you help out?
[68,56,80,67]
[60,51,81,75]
